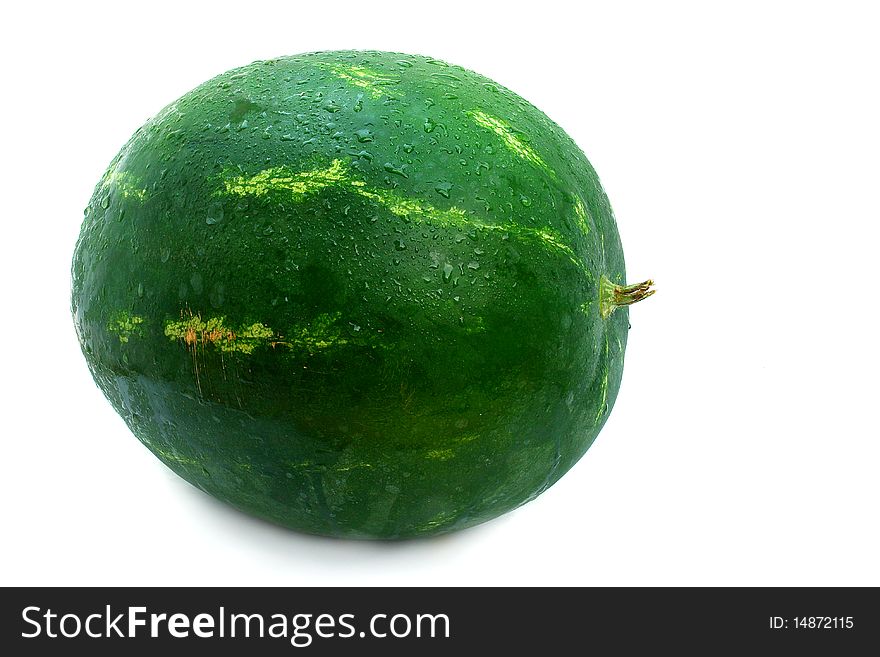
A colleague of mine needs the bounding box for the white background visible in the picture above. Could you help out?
[2,1,878,586]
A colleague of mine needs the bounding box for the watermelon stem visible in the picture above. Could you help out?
[599,278,655,318]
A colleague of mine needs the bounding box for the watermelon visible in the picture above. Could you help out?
[71,51,653,538]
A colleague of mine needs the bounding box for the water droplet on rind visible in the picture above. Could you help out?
[434,181,453,198]
[383,162,408,178]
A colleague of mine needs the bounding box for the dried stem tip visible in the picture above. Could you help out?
[600,278,656,318]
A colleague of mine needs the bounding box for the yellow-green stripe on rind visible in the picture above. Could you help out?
[154,447,201,467]
[312,62,403,99]
[221,159,589,277]
[573,197,591,235]
[286,459,375,474]
[594,332,610,424]
[164,315,277,354]
[163,311,355,355]
[468,110,557,180]
[111,309,381,354]
[99,169,148,202]
[108,310,145,343]
[222,159,348,200]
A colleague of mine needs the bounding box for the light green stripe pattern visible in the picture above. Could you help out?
[220,159,588,275]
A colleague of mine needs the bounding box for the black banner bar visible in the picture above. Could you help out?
[2,587,876,654]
